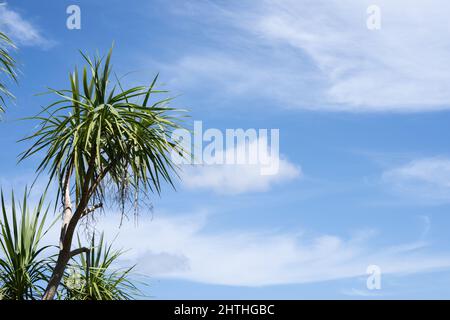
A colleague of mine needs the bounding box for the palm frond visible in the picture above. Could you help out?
[20,46,188,217]
[0,31,17,114]
[63,233,141,300]
[0,189,53,300]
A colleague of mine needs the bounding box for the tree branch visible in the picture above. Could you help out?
[81,202,103,217]
[69,247,90,258]
[87,160,117,198]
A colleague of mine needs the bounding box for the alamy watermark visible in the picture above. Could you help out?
[367,5,381,30]
[366,264,382,290]
[64,267,85,290]
[171,121,280,176]
[66,5,81,30]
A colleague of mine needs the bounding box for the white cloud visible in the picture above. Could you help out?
[0,3,50,47]
[180,137,301,194]
[382,157,450,203]
[165,0,450,112]
[93,212,450,287]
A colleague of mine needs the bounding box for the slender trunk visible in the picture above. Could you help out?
[43,202,85,300]
[42,249,71,300]
[43,169,75,300]
[43,152,97,300]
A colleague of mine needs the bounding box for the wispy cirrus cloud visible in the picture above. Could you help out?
[91,212,450,287]
[162,0,450,112]
[0,2,51,47]
[382,157,450,204]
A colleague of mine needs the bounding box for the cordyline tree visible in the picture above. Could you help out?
[20,46,186,300]
[0,31,17,113]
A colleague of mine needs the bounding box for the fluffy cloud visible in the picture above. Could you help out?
[180,137,301,194]
[0,3,49,47]
[164,0,450,112]
[93,212,450,286]
[382,157,450,203]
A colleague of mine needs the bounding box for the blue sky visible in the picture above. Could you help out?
[2,0,450,299]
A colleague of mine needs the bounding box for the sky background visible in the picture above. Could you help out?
[2,0,450,299]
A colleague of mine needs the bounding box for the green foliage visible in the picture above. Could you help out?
[0,190,52,300]
[0,188,141,300]
[0,31,17,113]
[7,45,184,300]
[0,189,142,300]
[63,233,141,300]
[20,46,186,214]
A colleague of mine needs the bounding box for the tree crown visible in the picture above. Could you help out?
[20,47,186,215]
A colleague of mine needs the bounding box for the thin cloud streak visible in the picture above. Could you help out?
[92,212,450,287]
[161,0,450,112]
[382,157,450,204]
[0,3,51,47]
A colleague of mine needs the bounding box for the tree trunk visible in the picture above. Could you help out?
[43,168,78,300]
[42,206,82,300]
[43,152,97,300]
[42,249,70,300]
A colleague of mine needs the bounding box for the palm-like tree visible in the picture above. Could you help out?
[0,31,17,113]
[63,233,140,300]
[0,190,52,300]
[21,46,187,300]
